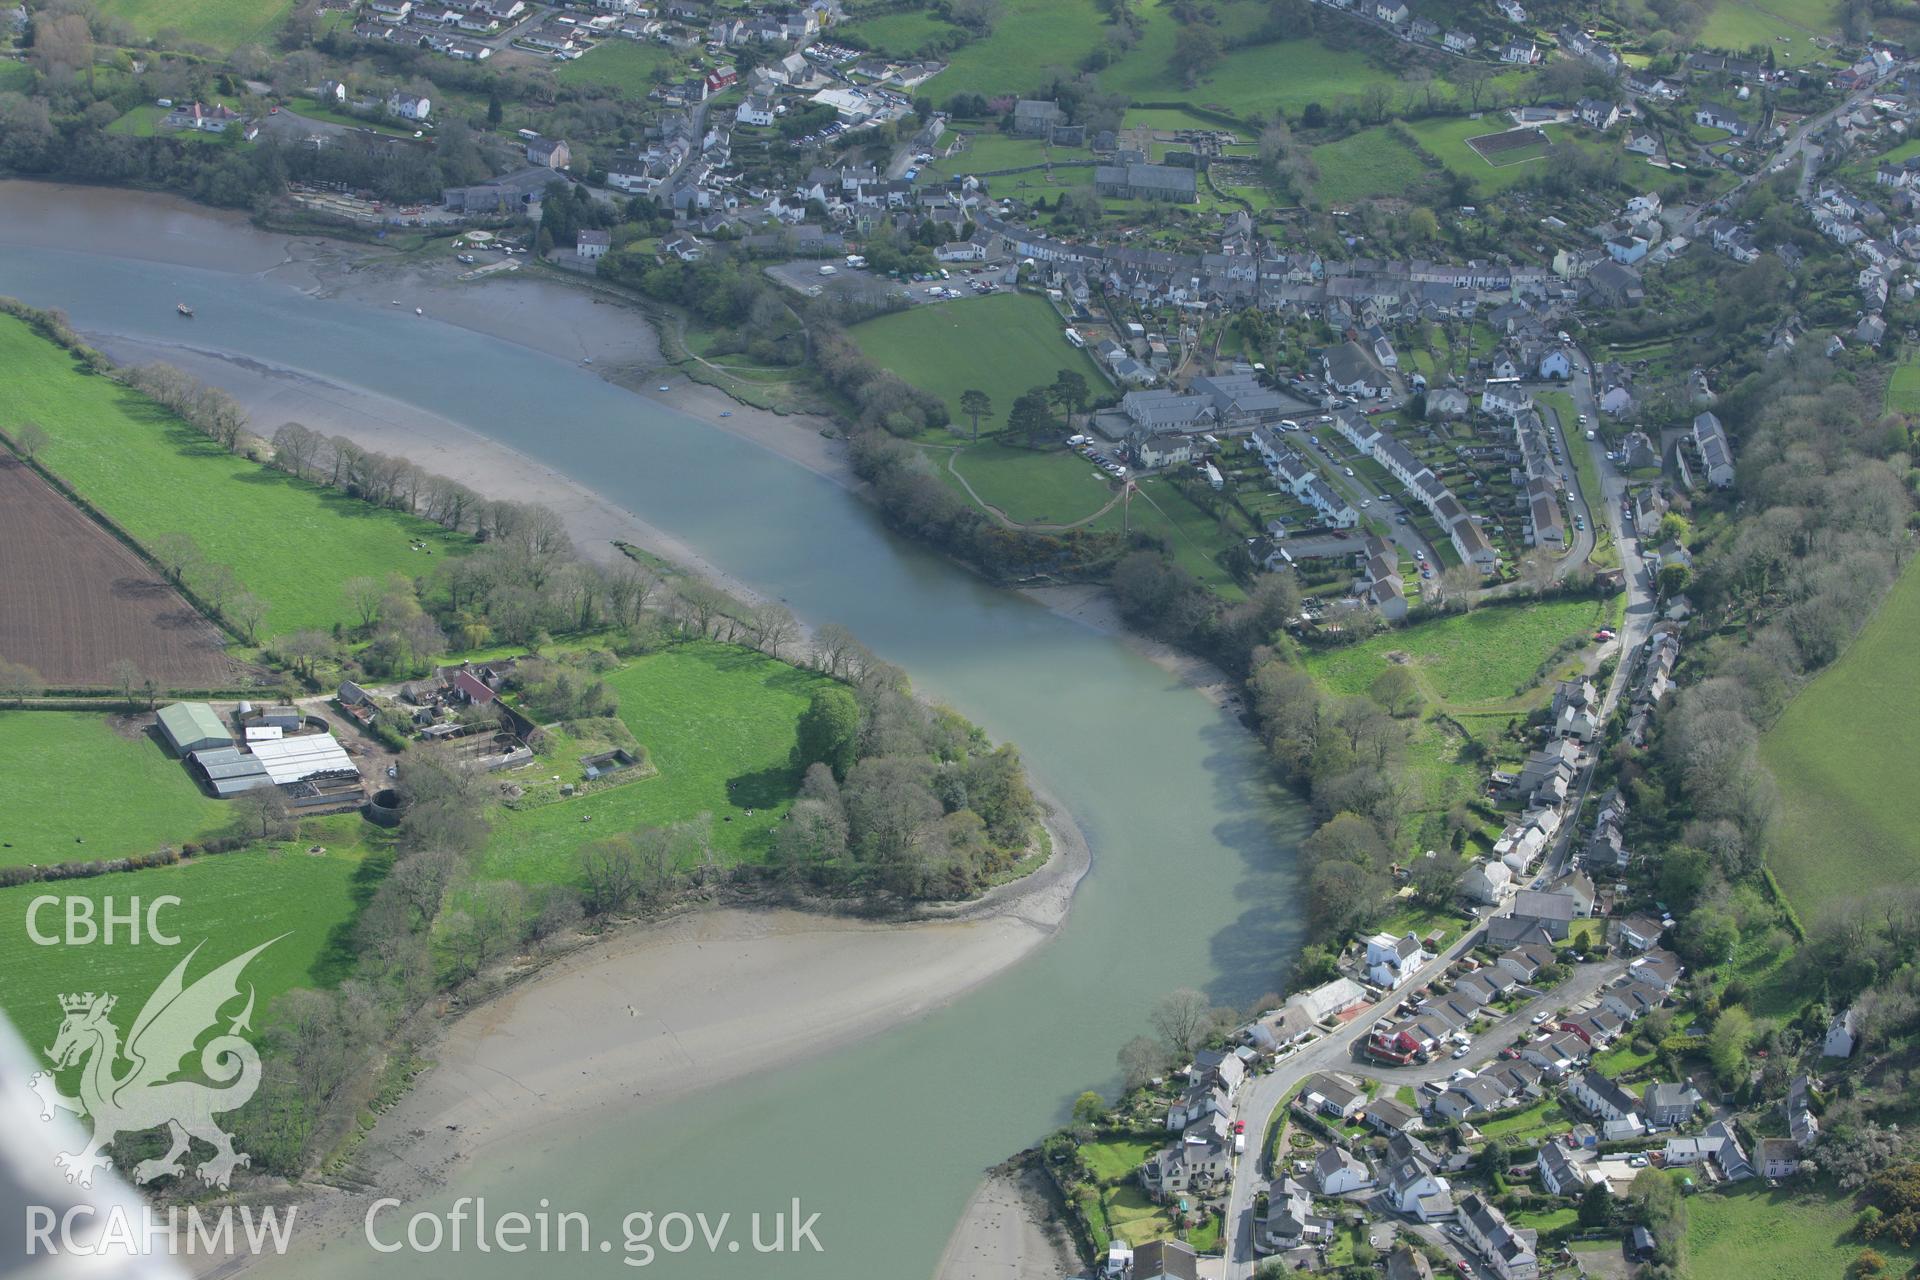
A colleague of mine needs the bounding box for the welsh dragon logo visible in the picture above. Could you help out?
[29,937,281,1191]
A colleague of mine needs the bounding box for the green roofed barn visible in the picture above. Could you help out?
[156,702,232,755]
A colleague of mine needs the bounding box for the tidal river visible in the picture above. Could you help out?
[0,188,1307,1278]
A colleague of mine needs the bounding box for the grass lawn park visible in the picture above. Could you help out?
[844,292,1108,425]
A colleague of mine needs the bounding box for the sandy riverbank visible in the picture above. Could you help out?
[200,797,1089,1275]
[933,1166,1082,1280]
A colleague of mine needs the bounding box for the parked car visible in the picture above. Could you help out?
[1531,1011,1551,1024]
[1343,467,1355,477]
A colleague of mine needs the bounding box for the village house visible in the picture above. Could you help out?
[1314,1145,1375,1194]
[1262,1176,1334,1250]
[1457,1193,1539,1280]
[1536,1142,1588,1196]
[575,229,611,261]
[1643,1081,1702,1128]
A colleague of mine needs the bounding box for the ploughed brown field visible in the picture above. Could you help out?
[0,456,233,688]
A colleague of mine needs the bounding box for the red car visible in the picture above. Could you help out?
[1457,1261,1472,1274]
[1232,1120,1246,1135]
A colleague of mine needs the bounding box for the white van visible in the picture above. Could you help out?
[818,264,837,276]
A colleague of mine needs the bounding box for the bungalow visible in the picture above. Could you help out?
[1693,106,1749,137]
[1485,1059,1543,1099]
[1433,1077,1509,1122]
[1664,1119,1751,1181]
[1314,1145,1375,1195]
[1498,943,1556,984]
[1302,1073,1367,1120]
[1520,1030,1589,1078]
[1244,1003,1317,1054]
[1601,978,1664,1024]
[1365,1097,1422,1137]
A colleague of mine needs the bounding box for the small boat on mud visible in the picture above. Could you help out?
[176,303,194,317]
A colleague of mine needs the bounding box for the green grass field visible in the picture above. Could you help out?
[1100,28,1398,120]
[0,712,230,869]
[927,0,1107,100]
[1887,351,1920,413]
[844,292,1108,425]
[1761,555,1920,915]
[477,643,831,886]
[925,131,1062,179]
[95,0,292,50]
[0,836,377,1052]
[1702,0,1836,64]
[555,40,684,97]
[1305,597,1612,708]
[0,316,468,636]
[839,9,962,54]
[1687,1182,1917,1280]
[947,441,1116,525]
[1406,117,1557,197]
[1308,127,1434,205]
[0,61,32,93]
